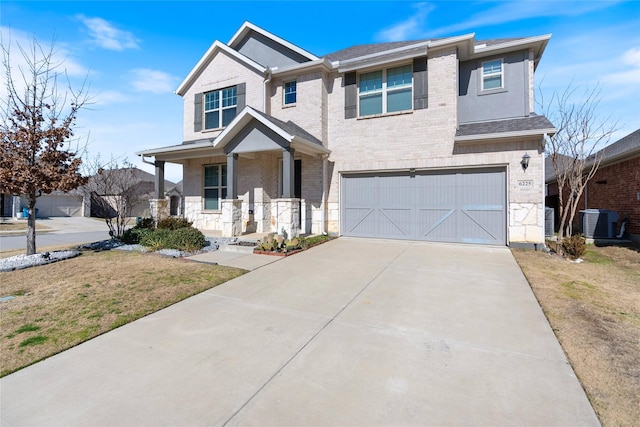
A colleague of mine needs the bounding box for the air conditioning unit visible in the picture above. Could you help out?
[580,209,619,239]
[545,207,554,237]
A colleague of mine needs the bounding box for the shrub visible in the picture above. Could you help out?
[139,227,206,252]
[157,217,193,230]
[135,217,155,230]
[170,227,206,252]
[562,234,586,260]
[121,227,153,244]
[299,234,331,249]
[140,229,173,251]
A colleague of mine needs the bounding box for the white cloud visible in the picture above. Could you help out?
[130,68,178,94]
[622,47,640,67]
[375,3,435,42]
[93,90,131,105]
[602,47,640,85]
[77,15,139,51]
[381,1,625,39]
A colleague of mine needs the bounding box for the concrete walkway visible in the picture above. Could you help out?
[0,238,599,426]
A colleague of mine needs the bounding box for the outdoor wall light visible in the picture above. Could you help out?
[520,153,531,171]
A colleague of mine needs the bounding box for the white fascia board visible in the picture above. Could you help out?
[228,21,319,62]
[271,58,335,76]
[136,141,212,156]
[291,137,330,157]
[175,41,266,96]
[455,128,557,142]
[474,34,552,54]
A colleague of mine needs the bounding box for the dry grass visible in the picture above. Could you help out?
[0,250,245,377]
[512,243,640,427]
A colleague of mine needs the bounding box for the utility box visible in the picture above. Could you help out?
[545,207,554,237]
[580,209,619,238]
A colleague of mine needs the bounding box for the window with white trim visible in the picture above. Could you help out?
[284,80,297,105]
[203,164,227,210]
[204,86,237,130]
[482,59,503,91]
[359,64,412,116]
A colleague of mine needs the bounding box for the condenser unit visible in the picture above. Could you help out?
[580,209,619,239]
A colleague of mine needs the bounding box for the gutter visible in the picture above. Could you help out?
[455,128,557,142]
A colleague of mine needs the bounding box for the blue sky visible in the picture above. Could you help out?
[2,0,639,183]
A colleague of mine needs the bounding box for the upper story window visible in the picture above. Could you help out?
[359,64,412,116]
[284,80,297,105]
[482,59,503,91]
[204,86,237,130]
[203,164,227,210]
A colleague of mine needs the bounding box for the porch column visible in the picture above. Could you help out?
[226,153,238,199]
[154,160,165,198]
[282,147,295,198]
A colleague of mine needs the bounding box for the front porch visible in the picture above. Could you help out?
[141,107,330,239]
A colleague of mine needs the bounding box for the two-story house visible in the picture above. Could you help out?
[137,22,555,247]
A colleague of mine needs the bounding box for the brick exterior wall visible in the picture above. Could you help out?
[182,50,265,142]
[585,156,640,236]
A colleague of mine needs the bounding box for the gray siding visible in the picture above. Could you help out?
[235,31,310,68]
[458,50,529,124]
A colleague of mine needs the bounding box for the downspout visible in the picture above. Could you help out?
[542,133,548,244]
[263,67,272,113]
[321,153,329,235]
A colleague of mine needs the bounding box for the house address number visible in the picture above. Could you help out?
[518,180,533,189]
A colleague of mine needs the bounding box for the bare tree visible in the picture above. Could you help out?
[539,82,618,240]
[0,35,89,255]
[84,156,145,239]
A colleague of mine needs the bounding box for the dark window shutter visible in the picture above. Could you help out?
[236,82,246,112]
[413,57,428,110]
[344,72,357,119]
[194,93,203,132]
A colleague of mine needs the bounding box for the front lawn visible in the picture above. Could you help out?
[512,243,640,427]
[0,249,245,377]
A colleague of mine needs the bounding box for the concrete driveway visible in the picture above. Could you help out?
[0,238,599,426]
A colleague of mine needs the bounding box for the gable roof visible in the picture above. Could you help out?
[228,21,319,62]
[213,107,329,157]
[175,41,265,96]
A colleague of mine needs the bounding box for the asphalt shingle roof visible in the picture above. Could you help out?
[456,115,555,137]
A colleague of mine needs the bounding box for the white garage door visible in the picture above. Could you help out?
[341,168,506,245]
[36,195,84,217]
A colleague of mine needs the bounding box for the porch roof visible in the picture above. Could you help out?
[136,107,329,163]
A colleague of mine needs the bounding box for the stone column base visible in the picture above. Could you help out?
[272,198,300,238]
[221,199,242,237]
[150,198,169,224]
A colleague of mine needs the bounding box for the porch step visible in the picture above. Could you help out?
[218,241,259,254]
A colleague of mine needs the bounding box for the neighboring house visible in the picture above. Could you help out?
[87,168,176,219]
[546,129,640,241]
[138,22,555,247]
[5,168,176,219]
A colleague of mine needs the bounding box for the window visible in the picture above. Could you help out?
[204,86,237,130]
[203,164,227,210]
[482,59,503,90]
[284,80,297,105]
[359,64,412,117]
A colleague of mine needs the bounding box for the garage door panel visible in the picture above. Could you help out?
[460,210,504,243]
[378,208,412,238]
[418,209,456,240]
[35,195,83,217]
[342,168,506,245]
[344,208,377,236]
